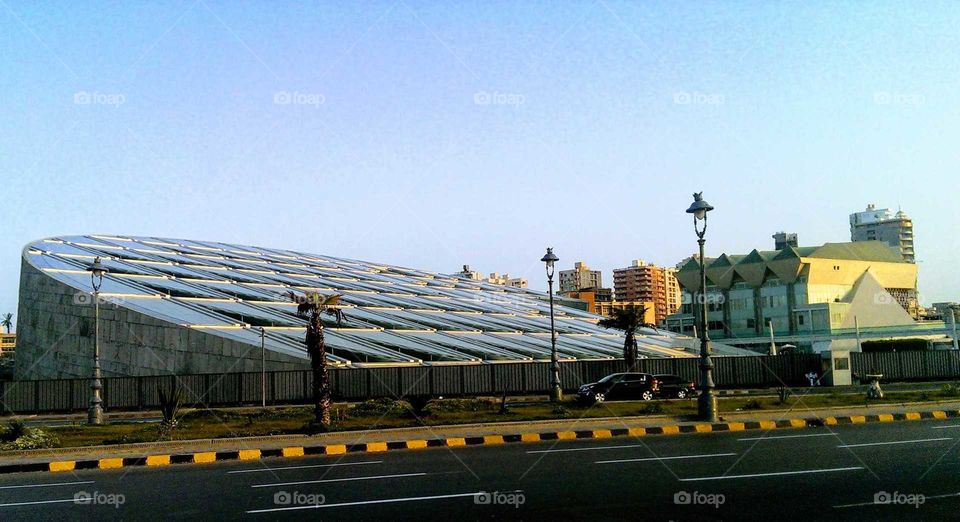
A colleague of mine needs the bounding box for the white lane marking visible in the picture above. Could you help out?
[247,491,497,513]
[0,480,94,490]
[252,472,427,488]
[0,499,80,508]
[834,492,960,508]
[228,461,382,474]
[528,444,644,454]
[738,433,835,441]
[838,437,951,448]
[680,466,863,482]
[596,453,736,465]
[932,425,960,430]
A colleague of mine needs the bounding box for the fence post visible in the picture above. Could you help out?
[302,370,309,403]
[34,380,40,415]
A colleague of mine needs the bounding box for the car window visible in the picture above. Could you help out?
[624,374,647,382]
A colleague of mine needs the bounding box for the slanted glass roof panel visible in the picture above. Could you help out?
[53,272,157,296]
[192,300,303,327]
[25,235,736,366]
[119,297,238,326]
[34,240,102,258]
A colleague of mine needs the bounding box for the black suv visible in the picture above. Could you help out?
[653,374,696,399]
[578,373,660,403]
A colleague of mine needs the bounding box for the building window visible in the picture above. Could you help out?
[797,314,805,326]
[746,319,756,329]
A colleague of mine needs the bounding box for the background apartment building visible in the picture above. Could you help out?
[454,265,527,288]
[850,204,915,263]
[613,260,682,325]
[559,261,603,294]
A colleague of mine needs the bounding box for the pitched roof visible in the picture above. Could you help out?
[805,241,905,263]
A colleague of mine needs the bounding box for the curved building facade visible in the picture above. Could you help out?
[16,235,746,379]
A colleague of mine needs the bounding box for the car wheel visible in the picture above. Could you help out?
[593,393,605,403]
[676,390,687,399]
[641,390,654,401]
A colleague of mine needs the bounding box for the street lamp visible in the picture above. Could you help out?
[541,247,562,402]
[260,327,267,408]
[87,256,108,425]
[686,192,718,422]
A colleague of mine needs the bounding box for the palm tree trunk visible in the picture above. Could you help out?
[624,332,637,370]
[307,314,332,428]
[316,329,331,427]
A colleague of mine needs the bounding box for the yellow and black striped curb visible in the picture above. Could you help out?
[3,410,956,475]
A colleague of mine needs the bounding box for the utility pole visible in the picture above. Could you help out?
[855,315,863,352]
[768,320,777,356]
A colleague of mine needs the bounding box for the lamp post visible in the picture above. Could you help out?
[541,247,562,402]
[686,193,718,422]
[950,305,959,352]
[87,256,108,425]
[260,327,267,408]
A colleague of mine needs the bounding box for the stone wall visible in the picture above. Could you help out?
[15,259,310,380]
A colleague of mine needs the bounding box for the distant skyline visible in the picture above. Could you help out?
[3,1,960,328]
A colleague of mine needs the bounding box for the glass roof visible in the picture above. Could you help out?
[25,235,750,366]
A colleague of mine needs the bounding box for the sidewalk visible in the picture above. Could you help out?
[2,400,959,474]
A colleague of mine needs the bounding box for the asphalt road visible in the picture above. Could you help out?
[4,419,960,521]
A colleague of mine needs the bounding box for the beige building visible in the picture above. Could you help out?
[613,260,683,325]
[559,261,603,294]
[0,333,14,355]
[666,241,919,343]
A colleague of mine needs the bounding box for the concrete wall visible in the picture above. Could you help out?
[15,260,311,380]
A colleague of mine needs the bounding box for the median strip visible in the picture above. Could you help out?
[1,408,957,475]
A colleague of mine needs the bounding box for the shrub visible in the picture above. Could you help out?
[639,403,663,415]
[940,383,960,398]
[777,386,790,405]
[423,398,498,415]
[350,398,411,417]
[0,420,27,442]
[157,385,186,439]
[0,421,60,451]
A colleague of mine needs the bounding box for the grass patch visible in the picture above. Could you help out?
[17,390,958,451]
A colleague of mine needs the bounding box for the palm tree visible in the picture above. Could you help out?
[288,291,344,428]
[598,305,657,370]
[1,313,12,334]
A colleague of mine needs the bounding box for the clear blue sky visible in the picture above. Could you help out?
[3,1,959,328]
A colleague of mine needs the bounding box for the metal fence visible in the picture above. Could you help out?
[0,354,822,414]
[851,351,960,382]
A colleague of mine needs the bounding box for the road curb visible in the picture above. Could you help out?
[3,409,958,475]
